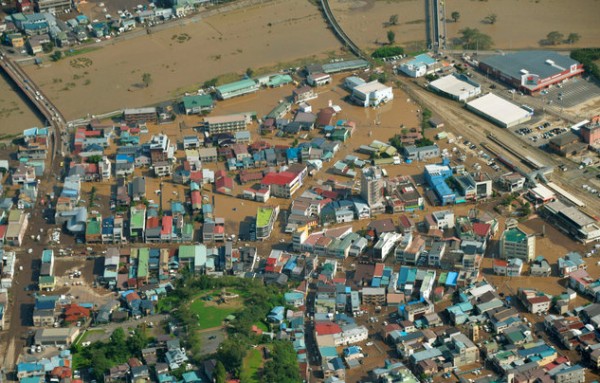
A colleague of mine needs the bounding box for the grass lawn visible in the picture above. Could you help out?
[254,321,269,332]
[189,297,239,330]
[240,348,263,383]
[74,329,105,346]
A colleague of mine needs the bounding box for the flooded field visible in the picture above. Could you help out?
[332,0,600,52]
[23,0,342,120]
[0,73,44,136]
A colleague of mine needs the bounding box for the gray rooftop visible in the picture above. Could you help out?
[480,51,579,81]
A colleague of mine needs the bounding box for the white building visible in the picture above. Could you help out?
[351,81,394,107]
[307,73,332,87]
[466,93,532,128]
[429,73,482,102]
[99,156,111,180]
[432,210,455,229]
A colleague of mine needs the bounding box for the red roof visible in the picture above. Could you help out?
[0,225,7,239]
[374,263,385,278]
[473,222,491,237]
[215,175,233,190]
[528,296,551,304]
[64,304,90,323]
[191,190,201,206]
[161,216,173,235]
[261,172,296,186]
[332,277,346,285]
[321,190,339,200]
[51,367,72,379]
[493,259,508,267]
[146,216,160,229]
[315,322,342,335]
[125,292,141,302]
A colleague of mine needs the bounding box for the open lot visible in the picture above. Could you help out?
[23,0,342,120]
[197,327,226,356]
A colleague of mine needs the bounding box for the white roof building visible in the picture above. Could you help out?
[466,93,532,128]
[429,73,481,101]
[351,81,394,107]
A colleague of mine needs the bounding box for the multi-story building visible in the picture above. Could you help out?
[148,134,174,163]
[204,114,248,135]
[256,206,280,241]
[500,220,536,262]
[361,166,385,215]
[35,0,72,13]
[261,165,307,199]
[124,108,157,125]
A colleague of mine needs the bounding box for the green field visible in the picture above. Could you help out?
[240,348,263,383]
[189,297,239,330]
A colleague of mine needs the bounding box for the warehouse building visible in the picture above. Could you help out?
[466,93,532,128]
[429,74,481,102]
[479,51,584,94]
[216,79,259,100]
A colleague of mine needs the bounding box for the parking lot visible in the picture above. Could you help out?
[542,77,600,109]
[510,119,570,148]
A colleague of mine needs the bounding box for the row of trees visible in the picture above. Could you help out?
[545,31,581,45]
[571,48,600,80]
[448,11,496,24]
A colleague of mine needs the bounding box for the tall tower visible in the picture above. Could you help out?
[470,323,480,342]
[360,166,384,207]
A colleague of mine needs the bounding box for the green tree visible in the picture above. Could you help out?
[142,72,152,87]
[245,67,254,78]
[484,13,497,24]
[567,32,581,44]
[261,341,302,383]
[388,14,399,26]
[87,155,102,163]
[451,11,460,22]
[215,361,227,383]
[459,28,493,50]
[42,42,54,53]
[92,353,112,381]
[387,30,396,44]
[50,51,62,61]
[216,338,246,374]
[128,328,149,357]
[546,31,564,45]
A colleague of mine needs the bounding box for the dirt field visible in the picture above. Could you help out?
[332,0,600,52]
[0,74,44,136]
[23,0,342,120]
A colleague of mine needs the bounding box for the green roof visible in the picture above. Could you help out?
[183,222,194,235]
[179,245,196,260]
[216,79,257,94]
[86,217,101,235]
[39,276,55,285]
[268,74,293,87]
[130,207,145,229]
[504,227,527,243]
[137,248,149,278]
[256,207,276,228]
[182,94,214,110]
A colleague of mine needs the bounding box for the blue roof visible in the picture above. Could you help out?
[319,346,338,358]
[407,53,436,66]
[446,271,458,286]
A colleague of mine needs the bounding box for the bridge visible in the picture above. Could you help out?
[0,52,66,171]
[319,0,366,59]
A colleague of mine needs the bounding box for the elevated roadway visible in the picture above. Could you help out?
[0,51,66,173]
